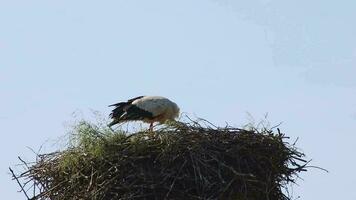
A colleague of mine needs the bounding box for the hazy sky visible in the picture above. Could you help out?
[1,0,355,199]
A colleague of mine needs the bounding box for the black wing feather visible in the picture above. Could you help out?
[127,96,145,103]
[108,96,144,107]
[119,105,153,121]
[108,96,145,118]
[108,96,152,127]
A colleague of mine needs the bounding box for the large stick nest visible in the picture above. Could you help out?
[11,120,307,200]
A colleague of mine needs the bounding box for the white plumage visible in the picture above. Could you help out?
[109,96,180,130]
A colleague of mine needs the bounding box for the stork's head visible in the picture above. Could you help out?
[171,101,180,120]
[159,100,180,123]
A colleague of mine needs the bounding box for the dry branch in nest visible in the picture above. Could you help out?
[10,120,307,200]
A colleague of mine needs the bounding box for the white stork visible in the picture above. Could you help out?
[108,96,180,131]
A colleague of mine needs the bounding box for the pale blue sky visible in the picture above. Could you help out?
[1,0,355,199]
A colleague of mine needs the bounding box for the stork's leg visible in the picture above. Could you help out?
[149,123,153,131]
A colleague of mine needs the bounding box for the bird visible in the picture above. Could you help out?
[108,96,180,131]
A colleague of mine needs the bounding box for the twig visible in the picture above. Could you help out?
[165,160,187,199]
[9,167,30,200]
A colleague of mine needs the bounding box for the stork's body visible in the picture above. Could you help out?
[109,96,180,130]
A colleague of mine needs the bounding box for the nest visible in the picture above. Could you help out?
[11,120,307,200]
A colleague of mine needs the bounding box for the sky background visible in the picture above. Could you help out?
[1,0,355,199]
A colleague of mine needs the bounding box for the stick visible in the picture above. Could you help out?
[9,167,30,200]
